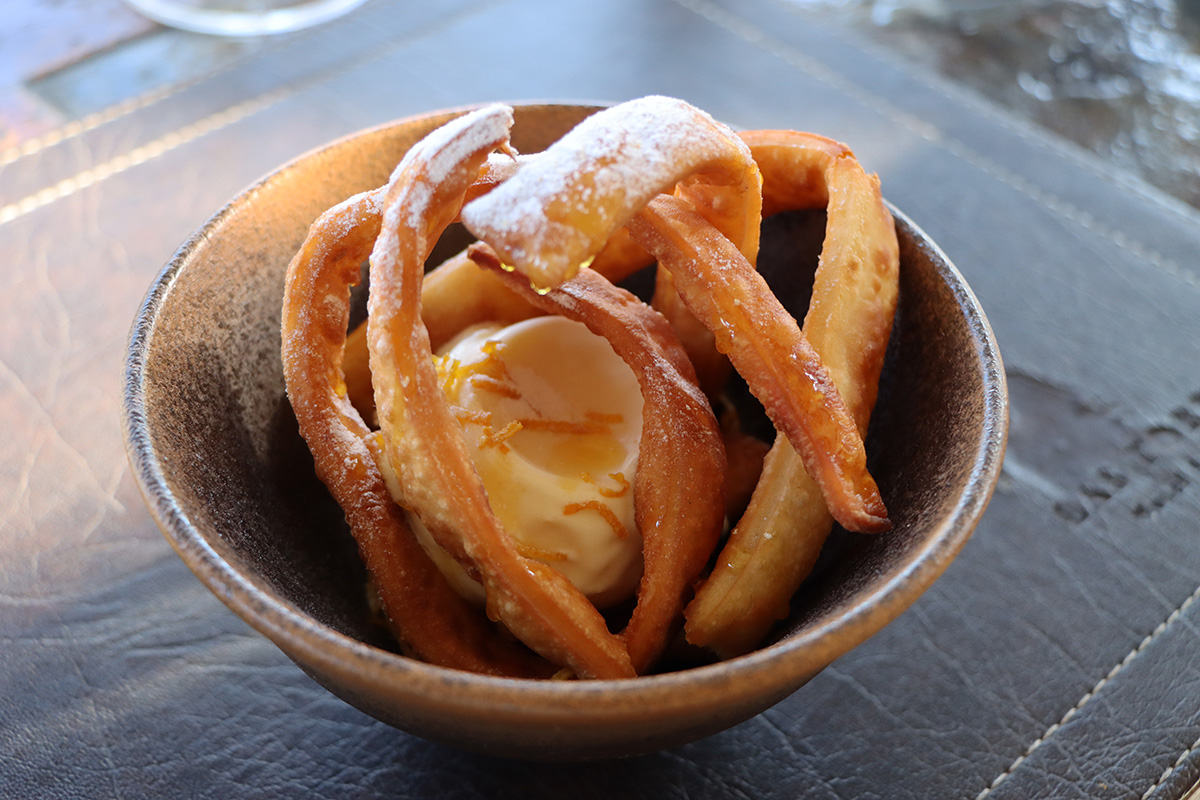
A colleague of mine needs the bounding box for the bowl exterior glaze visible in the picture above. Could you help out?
[123,103,1007,760]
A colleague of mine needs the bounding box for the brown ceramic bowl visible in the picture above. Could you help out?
[122,103,1007,760]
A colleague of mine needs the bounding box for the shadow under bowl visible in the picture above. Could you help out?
[122,103,1007,761]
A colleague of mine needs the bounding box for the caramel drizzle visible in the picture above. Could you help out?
[562,500,629,539]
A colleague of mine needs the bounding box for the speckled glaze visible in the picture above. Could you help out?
[122,103,1007,760]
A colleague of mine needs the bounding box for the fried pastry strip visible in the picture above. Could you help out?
[591,227,655,281]
[461,95,762,289]
[366,105,635,679]
[626,195,889,534]
[344,240,657,423]
[343,251,540,425]
[342,130,849,408]
[747,131,852,216]
[420,250,541,351]
[342,151,657,419]
[469,243,725,674]
[280,187,550,678]
[685,131,900,657]
[649,264,730,398]
[718,402,772,522]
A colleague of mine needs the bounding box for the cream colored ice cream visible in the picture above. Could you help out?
[381,315,644,608]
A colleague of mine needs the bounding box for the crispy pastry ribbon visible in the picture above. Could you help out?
[684,131,900,656]
[286,100,899,675]
[460,98,888,535]
[467,244,725,674]
[280,184,551,678]
[365,105,636,679]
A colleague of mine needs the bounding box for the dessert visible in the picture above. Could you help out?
[402,315,646,611]
[279,173,550,678]
[467,244,725,674]
[685,131,900,657]
[462,98,887,535]
[281,97,899,678]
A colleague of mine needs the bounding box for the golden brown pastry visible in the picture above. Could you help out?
[283,99,899,677]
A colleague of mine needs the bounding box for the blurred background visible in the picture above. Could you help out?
[787,0,1200,210]
[7,0,1197,210]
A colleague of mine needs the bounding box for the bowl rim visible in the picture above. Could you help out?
[121,102,1008,715]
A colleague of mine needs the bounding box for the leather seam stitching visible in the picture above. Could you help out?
[2,85,194,169]
[671,0,1200,293]
[0,0,503,227]
[0,9,323,170]
[973,580,1200,799]
[1140,732,1200,800]
[0,91,288,226]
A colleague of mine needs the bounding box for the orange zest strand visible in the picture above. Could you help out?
[477,339,512,380]
[451,407,492,426]
[434,355,463,396]
[516,542,570,563]
[469,373,522,398]
[581,471,631,498]
[517,418,609,435]
[479,419,523,450]
[437,340,513,401]
[563,500,629,540]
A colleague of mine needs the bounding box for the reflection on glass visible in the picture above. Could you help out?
[124,0,370,37]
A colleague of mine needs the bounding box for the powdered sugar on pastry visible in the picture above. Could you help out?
[460,95,762,289]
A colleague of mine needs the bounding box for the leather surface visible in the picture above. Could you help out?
[3,0,1200,796]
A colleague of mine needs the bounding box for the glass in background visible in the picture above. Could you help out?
[123,0,369,37]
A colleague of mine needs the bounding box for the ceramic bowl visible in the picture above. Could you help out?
[122,103,1007,760]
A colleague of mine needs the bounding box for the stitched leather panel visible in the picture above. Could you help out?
[3,0,1199,796]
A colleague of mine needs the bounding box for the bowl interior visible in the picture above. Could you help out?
[124,103,1006,758]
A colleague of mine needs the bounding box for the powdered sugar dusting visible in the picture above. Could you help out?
[386,105,514,230]
[370,105,516,316]
[460,96,751,287]
[392,105,514,187]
